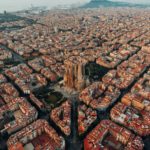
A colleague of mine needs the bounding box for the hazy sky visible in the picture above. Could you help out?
[0,0,150,12]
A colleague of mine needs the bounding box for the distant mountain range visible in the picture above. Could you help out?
[81,0,150,8]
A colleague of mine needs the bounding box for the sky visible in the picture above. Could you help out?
[0,0,150,12]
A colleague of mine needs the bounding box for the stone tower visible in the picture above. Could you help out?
[64,56,88,91]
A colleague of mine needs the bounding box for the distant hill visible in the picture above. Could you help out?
[81,0,150,8]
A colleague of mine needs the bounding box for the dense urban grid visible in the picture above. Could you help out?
[0,7,150,150]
